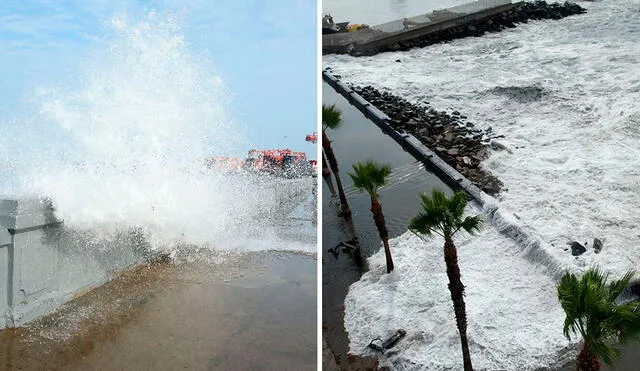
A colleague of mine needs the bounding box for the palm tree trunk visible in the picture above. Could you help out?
[322,131,351,218]
[576,342,600,371]
[371,199,394,273]
[444,237,473,371]
[321,153,337,196]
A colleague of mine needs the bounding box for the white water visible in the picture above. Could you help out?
[345,210,578,370]
[325,0,640,276]
[326,1,640,369]
[0,12,315,253]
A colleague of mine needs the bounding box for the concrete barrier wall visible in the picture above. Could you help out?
[0,198,153,329]
[323,71,579,279]
[445,0,512,15]
[372,0,512,34]
[323,1,522,55]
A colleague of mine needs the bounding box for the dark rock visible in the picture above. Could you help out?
[593,238,603,254]
[491,141,509,152]
[483,181,501,196]
[395,59,401,62]
[348,83,504,194]
[406,119,420,128]
[570,241,586,256]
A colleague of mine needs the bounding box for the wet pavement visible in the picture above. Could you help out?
[0,251,316,371]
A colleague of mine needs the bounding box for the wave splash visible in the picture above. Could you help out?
[1,11,314,254]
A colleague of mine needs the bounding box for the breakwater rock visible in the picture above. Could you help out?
[355,1,586,56]
[351,85,504,195]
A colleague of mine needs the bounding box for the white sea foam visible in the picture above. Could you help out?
[0,11,315,253]
[345,206,578,370]
[328,0,639,368]
[325,0,640,276]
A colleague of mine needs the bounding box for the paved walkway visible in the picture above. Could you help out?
[0,252,316,371]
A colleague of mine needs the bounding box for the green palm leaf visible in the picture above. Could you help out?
[348,160,391,200]
[322,104,342,131]
[557,267,640,367]
[409,189,483,239]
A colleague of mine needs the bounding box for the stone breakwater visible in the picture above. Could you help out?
[353,1,586,56]
[347,83,504,195]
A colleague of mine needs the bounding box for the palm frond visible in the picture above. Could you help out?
[608,270,636,302]
[591,341,621,366]
[558,271,583,338]
[456,215,484,236]
[608,302,640,344]
[348,160,391,200]
[410,189,483,240]
[322,104,342,131]
[448,191,469,220]
[557,266,640,366]
[409,212,442,237]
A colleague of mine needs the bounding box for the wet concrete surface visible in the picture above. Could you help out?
[0,251,316,371]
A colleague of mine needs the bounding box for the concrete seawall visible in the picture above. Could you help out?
[323,0,585,56]
[322,70,579,279]
[0,199,155,329]
[0,176,314,330]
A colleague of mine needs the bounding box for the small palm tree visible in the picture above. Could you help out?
[349,160,394,273]
[557,267,640,371]
[322,104,351,217]
[409,189,483,371]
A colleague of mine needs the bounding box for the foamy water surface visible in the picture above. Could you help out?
[325,0,640,276]
[0,12,315,254]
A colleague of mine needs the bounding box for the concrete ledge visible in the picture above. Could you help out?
[323,71,578,279]
[0,199,158,329]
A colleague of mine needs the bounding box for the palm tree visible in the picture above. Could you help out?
[557,267,640,371]
[322,104,351,217]
[348,160,394,273]
[409,190,483,371]
[321,154,337,196]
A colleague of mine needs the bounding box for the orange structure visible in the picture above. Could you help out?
[305,132,318,143]
[203,156,244,171]
[244,149,310,175]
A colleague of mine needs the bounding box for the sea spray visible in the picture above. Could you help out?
[1,11,314,253]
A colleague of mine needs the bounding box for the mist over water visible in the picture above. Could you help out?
[0,12,315,253]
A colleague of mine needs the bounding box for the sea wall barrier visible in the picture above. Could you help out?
[323,71,579,280]
[0,176,314,330]
[0,199,156,329]
[323,1,586,56]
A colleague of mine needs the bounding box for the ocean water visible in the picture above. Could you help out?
[0,11,315,254]
[324,0,640,276]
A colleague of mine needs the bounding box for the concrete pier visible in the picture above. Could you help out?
[323,0,585,56]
